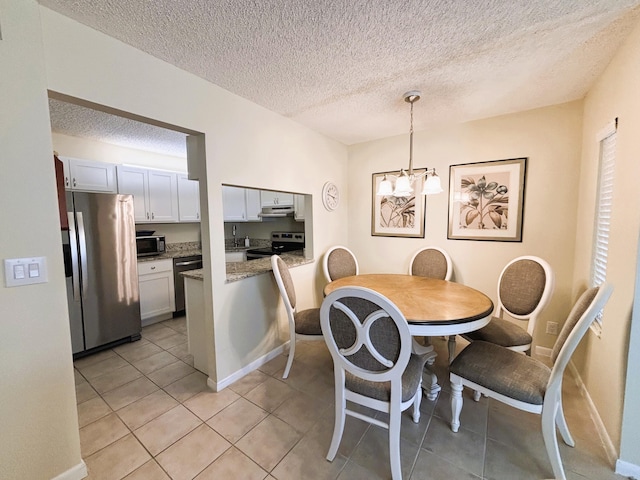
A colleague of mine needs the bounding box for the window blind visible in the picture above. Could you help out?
[591,121,617,333]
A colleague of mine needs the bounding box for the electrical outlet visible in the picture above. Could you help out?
[546,321,559,335]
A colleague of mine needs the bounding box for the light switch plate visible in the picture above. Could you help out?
[4,257,48,287]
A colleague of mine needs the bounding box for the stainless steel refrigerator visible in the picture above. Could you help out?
[63,192,141,355]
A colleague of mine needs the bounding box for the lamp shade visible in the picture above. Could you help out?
[377,176,393,196]
[393,173,413,197]
[422,174,443,195]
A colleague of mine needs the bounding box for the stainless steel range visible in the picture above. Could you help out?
[246,232,304,260]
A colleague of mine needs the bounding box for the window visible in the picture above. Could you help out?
[590,120,617,334]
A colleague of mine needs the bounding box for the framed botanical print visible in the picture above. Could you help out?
[448,158,527,242]
[372,169,426,238]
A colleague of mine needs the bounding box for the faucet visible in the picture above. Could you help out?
[232,224,238,247]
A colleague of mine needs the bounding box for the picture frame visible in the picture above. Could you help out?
[372,169,426,238]
[447,158,527,242]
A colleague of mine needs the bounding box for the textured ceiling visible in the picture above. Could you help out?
[43,0,640,154]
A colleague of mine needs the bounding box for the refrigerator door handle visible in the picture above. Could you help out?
[77,212,89,296]
[67,212,81,301]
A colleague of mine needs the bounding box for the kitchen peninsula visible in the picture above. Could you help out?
[181,251,312,375]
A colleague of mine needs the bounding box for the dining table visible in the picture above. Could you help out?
[323,274,494,400]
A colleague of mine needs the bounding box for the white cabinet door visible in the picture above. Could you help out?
[147,170,179,222]
[177,174,200,222]
[294,194,305,221]
[260,190,294,207]
[116,165,150,222]
[245,188,262,221]
[61,156,117,193]
[222,186,247,221]
[138,259,175,323]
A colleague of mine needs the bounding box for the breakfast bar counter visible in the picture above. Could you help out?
[181,251,311,283]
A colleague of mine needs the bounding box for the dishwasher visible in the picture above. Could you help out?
[173,255,203,316]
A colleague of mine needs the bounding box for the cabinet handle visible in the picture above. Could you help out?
[65,177,70,187]
[146,212,150,220]
[197,213,199,219]
[151,213,155,219]
[73,178,77,187]
[150,266,156,270]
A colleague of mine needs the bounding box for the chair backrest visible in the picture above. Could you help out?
[408,246,453,280]
[320,286,412,386]
[271,255,296,319]
[323,246,359,283]
[496,255,555,335]
[547,283,613,393]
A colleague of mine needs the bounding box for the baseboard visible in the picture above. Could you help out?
[535,346,552,357]
[51,461,87,480]
[615,459,640,478]
[207,342,287,392]
[567,361,618,467]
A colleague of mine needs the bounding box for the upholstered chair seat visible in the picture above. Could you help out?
[450,284,613,480]
[462,256,554,355]
[320,286,427,480]
[271,255,324,379]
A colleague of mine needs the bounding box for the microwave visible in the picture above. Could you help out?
[136,235,166,257]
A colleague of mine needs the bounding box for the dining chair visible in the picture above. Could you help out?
[271,255,323,379]
[408,246,453,362]
[408,246,453,281]
[449,283,613,480]
[462,255,554,355]
[320,286,427,480]
[323,245,359,283]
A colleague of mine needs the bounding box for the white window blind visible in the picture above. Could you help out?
[590,120,617,334]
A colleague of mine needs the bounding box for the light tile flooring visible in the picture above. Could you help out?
[74,317,627,480]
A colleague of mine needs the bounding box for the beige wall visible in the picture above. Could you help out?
[0,1,83,478]
[348,101,584,350]
[39,7,349,386]
[572,16,640,460]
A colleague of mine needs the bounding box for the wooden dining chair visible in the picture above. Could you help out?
[271,255,324,379]
[449,283,613,480]
[408,246,453,281]
[462,255,554,355]
[320,286,427,480]
[323,245,359,283]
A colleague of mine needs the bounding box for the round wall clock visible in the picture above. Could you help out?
[322,181,340,211]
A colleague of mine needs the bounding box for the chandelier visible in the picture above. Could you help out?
[376,91,443,197]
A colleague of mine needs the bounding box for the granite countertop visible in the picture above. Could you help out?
[137,242,202,262]
[181,251,312,283]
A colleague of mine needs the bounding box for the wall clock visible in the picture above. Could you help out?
[322,181,340,211]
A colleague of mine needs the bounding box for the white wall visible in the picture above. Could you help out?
[52,132,187,171]
[0,1,83,478]
[572,15,640,462]
[39,7,349,386]
[348,101,584,350]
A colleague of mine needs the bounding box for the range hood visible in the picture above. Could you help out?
[260,205,295,217]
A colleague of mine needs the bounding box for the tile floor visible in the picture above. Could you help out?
[74,317,627,480]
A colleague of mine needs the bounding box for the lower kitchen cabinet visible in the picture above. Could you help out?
[138,258,175,325]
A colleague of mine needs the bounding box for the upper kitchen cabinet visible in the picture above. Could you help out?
[260,190,294,207]
[59,156,117,193]
[177,174,200,222]
[222,185,262,222]
[117,165,179,223]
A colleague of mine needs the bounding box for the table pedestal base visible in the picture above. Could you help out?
[422,367,442,401]
[411,338,441,401]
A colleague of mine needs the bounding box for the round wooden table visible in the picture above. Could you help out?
[324,274,494,336]
[324,274,494,399]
